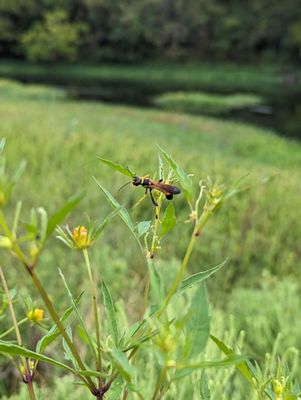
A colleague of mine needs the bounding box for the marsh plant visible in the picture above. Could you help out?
[0,138,299,399]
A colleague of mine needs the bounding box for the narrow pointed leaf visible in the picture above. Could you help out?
[136,220,151,238]
[148,262,164,304]
[59,269,96,360]
[110,348,135,382]
[200,370,211,400]
[0,340,76,374]
[177,260,227,297]
[93,178,145,257]
[11,160,27,184]
[102,281,119,346]
[93,178,133,230]
[36,292,84,353]
[158,145,193,203]
[98,157,133,178]
[46,191,85,238]
[37,207,48,243]
[210,334,253,383]
[0,138,6,153]
[63,324,76,366]
[160,202,176,238]
[186,283,210,359]
[173,354,248,381]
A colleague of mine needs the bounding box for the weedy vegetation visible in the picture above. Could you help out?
[0,80,300,399]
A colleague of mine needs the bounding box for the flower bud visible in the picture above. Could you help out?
[27,308,44,322]
[73,226,89,249]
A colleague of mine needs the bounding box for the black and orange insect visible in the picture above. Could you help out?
[120,169,181,206]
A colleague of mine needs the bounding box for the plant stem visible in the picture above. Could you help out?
[0,266,37,400]
[0,266,23,346]
[83,248,102,373]
[139,270,150,321]
[0,210,96,392]
[164,210,211,307]
[29,267,96,392]
[139,202,161,320]
[152,366,167,400]
[26,380,36,400]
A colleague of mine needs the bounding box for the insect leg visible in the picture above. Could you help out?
[149,189,158,207]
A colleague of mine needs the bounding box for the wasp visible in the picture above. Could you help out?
[120,169,181,206]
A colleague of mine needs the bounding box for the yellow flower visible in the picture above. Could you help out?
[27,308,44,322]
[72,225,89,249]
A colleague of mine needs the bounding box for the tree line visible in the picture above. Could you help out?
[0,0,300,64]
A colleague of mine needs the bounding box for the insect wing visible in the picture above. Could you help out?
[150,181,181,195]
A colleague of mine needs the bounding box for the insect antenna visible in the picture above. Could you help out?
[118,181,132,192]
[126,165,135,178]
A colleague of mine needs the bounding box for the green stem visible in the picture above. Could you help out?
[0,317,28,339]
[164,210,211,307]
[152,366,167,400]
[0,266,36,400]
[0,210,96,393]
[26,381,36,400]
[150,203,161,257]
[29,267,96,392]
[139,203,161,321]
[0,266,23,346]
[139,271,150,321]
[83,248,102,373]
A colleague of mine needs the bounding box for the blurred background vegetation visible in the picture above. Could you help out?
[0,0,300,398]
[1,0,301,63]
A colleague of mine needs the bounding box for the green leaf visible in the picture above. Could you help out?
[108,376,125,400]
[158,145,193,203]
[0,138,6,153]
[148,261,164,305]
[46,191,85,238]
[93,178,134,230]
[63,324,76,366]
[102,281,119,346]
[11,160,27,184]
[59,269,97,360]
[200,370,211,400]
[110,348,135,382]
[185,283,210,360]
[78,369,109,379]
[173,354,248,381]
[93,178,145,257]
[0,340,76,374]
[222,174,249,201]
[210,334,253,383]
[37,207,48,243]
[93,208,121,239]
[177,260,227,296]
[98,157,133,178]
[136,220,151,238]
[36,292,84,353]
[160,202,176,238]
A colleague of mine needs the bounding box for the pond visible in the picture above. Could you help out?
[19,76,301,140]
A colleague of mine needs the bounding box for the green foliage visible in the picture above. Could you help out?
[0,81,300,399]
[0,0,301,62]
[154,92,263,116]
[228,273,301,358]
[21,10,88,62]
[0,79,66,101]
